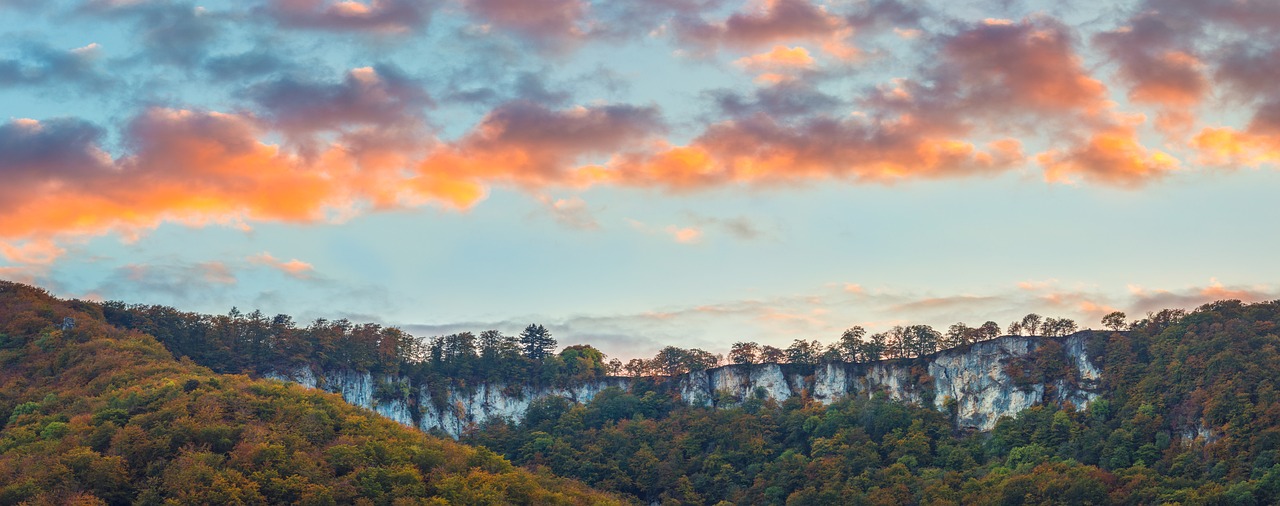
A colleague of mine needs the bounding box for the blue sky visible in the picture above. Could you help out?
[3,0,1280,359]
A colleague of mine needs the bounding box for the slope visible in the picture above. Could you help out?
[0,281,623,506]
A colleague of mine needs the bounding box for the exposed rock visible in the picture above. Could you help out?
[266,333,1105,437]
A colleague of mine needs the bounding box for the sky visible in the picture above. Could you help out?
[2,0,1280,359]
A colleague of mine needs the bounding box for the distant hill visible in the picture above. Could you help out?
[0,282,622,505]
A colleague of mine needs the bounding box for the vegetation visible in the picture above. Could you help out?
[17,278,1280,504]
[0,282,621,505]
[462,301,1280,504]
[100,299,1078,389]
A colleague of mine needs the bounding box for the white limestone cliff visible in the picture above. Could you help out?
[266,333,1105,437]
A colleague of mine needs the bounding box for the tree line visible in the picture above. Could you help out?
[101,301,1104,392]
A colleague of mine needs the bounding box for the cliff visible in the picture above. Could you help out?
[266,332,1104,438]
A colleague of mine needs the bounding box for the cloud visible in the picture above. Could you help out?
[0,239,65,265]
[536,195,599,230]
[893,16,1177,185]
[1190,127,1280,168]
[81,1,220,67]
[261,0,438,34]
[1127,279,1280,316]
[1037,122,1181,187]
[0,111,332,245]
[734,45,817,83]
[708,80,842,119]
[845,0,922,33]
[203,50,295,81]
[675,0,855,58]
[95,261,240,304]
[687,213,766,240]
[734,45,814,70]
[415,100,666,194]
[664,225,702,244]
[606,115,1024,190]
[1095,16,1207,108]
[0,117,113,212]
[247,252,316,279]
[888,295,1002,314]
[459,0,589,51]
[0,0,43,10]
[0,42,111,90]
[248,65,431,138]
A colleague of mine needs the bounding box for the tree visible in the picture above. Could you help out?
[1007,321,1022,336]
[518,324,556,360]
[760,345,785,363]
[944,323,971,349]
[785,339,822,365]
[836,326,866,362]
[560,344,607,381]
[1020,314,1043,336]
[443,332,478,360]
[653,346,689,375]
[1101,311,1127,331]
[683,348,719,371]
[606,358,623,375]
[729,342,760,364]
[886,326,906,358]
[865,332,887,361]
[479,330,518,362]
[903,325,941,357]
[976,321,1001,341]
[624,358,650,377]
[1042,318,1078,337]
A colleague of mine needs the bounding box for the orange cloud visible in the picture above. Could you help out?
[1038,124,1180,187]
[665,225,702,244]
[0,239,65,265]
[248,252,315,279]
[1191,127,1280,168]
[734,45,818,83]
[734,45,815,71]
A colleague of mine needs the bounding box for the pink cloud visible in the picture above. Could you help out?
[248,252,316,279]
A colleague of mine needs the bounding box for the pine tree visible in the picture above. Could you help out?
[518,323,556,360]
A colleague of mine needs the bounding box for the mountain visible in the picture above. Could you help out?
[0,282,622,505]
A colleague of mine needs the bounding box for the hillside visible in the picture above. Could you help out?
[463,300,1280,504]
[0,282,623,505]
[12,279,1280,504]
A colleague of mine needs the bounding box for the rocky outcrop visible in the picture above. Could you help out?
[266,332,1106,437]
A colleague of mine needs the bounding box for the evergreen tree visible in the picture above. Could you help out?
[519,323,557,360]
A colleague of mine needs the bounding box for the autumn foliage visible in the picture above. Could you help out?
[0,282,620,505]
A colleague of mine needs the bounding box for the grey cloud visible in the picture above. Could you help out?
[0,42,112,90]
[260,0,438,34]
[247,64,431,135]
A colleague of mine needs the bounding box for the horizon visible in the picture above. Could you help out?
[2,0,1279,361]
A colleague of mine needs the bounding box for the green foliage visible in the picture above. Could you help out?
[0,281,622,505]
[458,299,1280,505]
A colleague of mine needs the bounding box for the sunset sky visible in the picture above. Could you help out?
[2,0,1279,358]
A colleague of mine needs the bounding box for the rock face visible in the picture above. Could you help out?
[266,333,1105,437]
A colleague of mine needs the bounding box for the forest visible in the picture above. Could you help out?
[0,281,621,505]
[5,279,1280,504]
[98,298,1088,398]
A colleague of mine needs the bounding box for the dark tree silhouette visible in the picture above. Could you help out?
[519,323,557,360]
